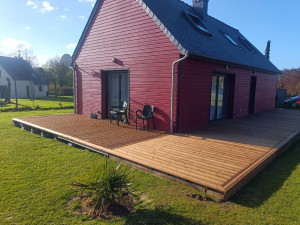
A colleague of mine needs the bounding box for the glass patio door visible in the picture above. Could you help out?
[107,71,129,115]
[210,75,229,121]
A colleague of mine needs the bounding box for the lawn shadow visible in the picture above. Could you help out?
[125,205,204,225]
[231,141,300,208]
[34,97,74,103]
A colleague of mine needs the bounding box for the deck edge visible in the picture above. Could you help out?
[223,126,300,200]
[13,115,300,202]
[12,118,226,200]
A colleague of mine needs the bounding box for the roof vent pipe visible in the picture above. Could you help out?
[192,0,209,20]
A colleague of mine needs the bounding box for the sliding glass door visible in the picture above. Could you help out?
[107,70,129,115]
[210,74,230,121]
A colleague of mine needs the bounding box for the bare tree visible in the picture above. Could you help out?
[17,49,38,67]
[278,68,300,96]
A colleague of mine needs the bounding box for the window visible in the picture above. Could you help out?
[185,11,211,36]
[239,37,257,53]
[224,33,240,47]
[39,86,42,92]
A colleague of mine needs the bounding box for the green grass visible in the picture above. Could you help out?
[0,110,299,224]
[0,96,74,112]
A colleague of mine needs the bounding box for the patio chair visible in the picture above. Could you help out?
[109,101,129,126]
[136,105,155,131]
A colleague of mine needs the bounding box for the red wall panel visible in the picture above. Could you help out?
[178,58,212,132]
[74,0,180,132]
[178,58,277,132]
[254,72,277,113]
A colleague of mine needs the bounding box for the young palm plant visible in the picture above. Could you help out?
[71,158,135,216]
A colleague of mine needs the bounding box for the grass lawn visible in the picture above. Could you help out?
[0,96,74,112]
[0,110,299,224]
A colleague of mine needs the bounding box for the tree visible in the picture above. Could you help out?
[265,40,271,60]
[15,49,38,67]
[34,67,55,85]
[23,49,38,67]
[278,68,300,96]
[5,78,11,102]
[43,56,73,96]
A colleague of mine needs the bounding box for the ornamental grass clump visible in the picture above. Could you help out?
[71,158,135,217]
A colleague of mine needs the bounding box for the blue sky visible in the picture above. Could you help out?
[0,0,299,70]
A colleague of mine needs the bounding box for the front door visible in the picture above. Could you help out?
[210,75,230,121]
[106,70,129,116]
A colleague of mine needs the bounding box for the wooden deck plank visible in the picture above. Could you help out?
[12,108,300,200]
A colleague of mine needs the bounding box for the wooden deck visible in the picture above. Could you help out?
[12,108,300,200]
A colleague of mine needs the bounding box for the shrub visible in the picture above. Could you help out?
[0,101,7,107]
[71,158,135,216]
[34,105,41,110]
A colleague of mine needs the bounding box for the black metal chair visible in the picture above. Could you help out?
[109,101,129,126]
[136,105,155,131]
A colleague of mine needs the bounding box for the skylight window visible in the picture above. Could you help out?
[224,33,240,47]
[184,11,211,36]
[239,37,257,53]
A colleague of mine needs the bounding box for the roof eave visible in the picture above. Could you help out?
[0,62,17,80]
[72,0,187,63]
[188,52,281,75]
[137,0,186,54]
[72,0,103,63]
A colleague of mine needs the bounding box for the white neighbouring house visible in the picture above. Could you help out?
[0,56,48,99]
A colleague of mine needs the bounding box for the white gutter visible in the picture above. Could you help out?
[171,52,189,133]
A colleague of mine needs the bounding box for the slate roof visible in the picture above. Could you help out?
[0,56,46,85]
[73,0,280,74]
[142,0,280,73]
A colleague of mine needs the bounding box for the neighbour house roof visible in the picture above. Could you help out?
[73,0,280,74]
[0,56,46,85]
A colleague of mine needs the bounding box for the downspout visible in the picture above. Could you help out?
[71,64,77,114]
[171,51,189,133]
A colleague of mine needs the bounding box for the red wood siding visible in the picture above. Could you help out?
[74,0,180,132]
[232,69,277,118]
[254,72,277,113]
[178,58,277,132]
[178,58,212,132]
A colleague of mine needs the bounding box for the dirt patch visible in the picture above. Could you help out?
[68,195,136,220]
[186,193,215,202]
[139,194,152,203]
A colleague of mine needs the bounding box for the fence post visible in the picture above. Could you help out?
[14,80,18,111]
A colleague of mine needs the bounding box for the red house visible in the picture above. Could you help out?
[72,0,280,133]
